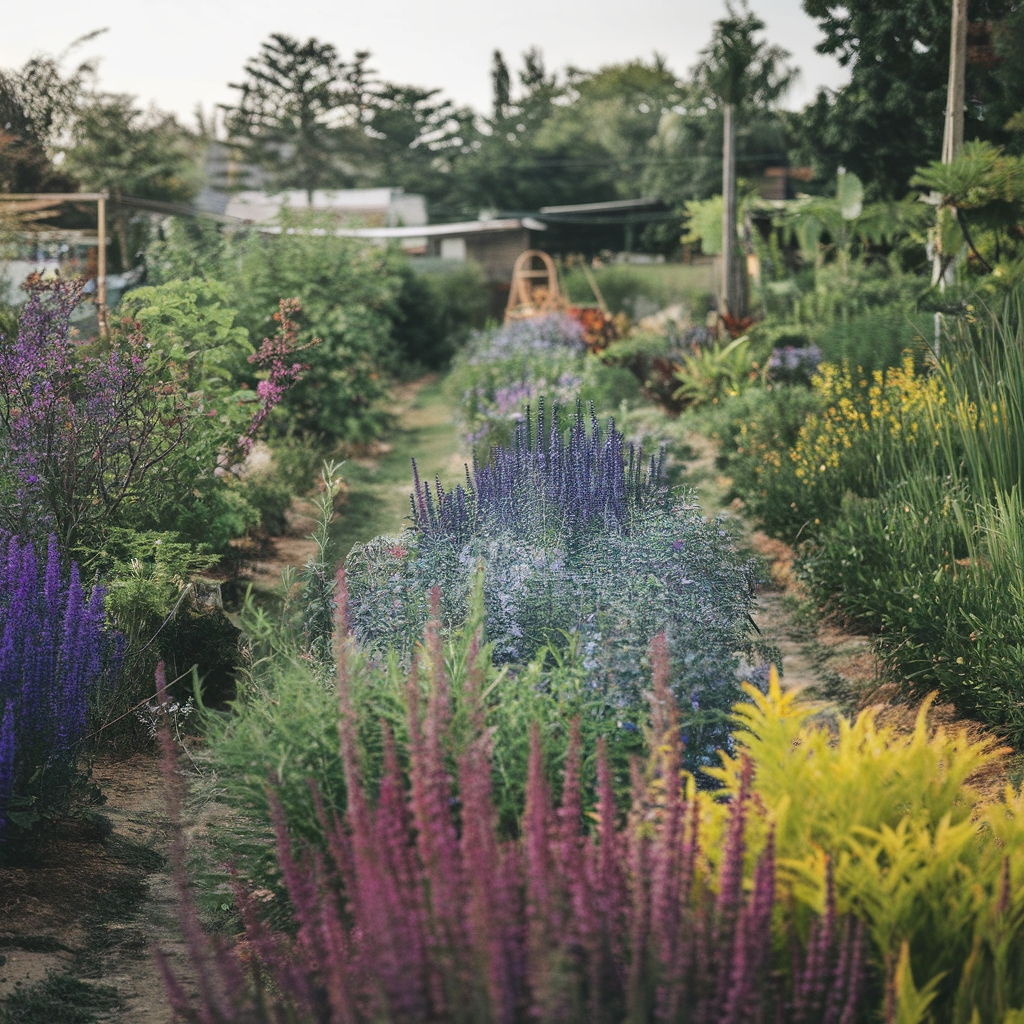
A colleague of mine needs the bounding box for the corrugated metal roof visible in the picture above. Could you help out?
[260,217,545,239]
[539,197,665,214]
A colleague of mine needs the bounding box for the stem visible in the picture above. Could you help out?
[955,207,993,273]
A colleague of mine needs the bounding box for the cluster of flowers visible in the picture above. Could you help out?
[467,313,587,361]
[161,629,865,1023]
[466,373,584,446]
[414,399,664,547]
[0,535,111,833]
[241,297,319,454]
[0,277,151,541]
[346,400,763,765]
[456,314,591,451]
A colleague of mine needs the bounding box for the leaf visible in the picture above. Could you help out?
[7,809,41,829]
[838,170,864,220]
[894,940,944,1024]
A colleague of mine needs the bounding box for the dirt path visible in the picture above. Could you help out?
[0,753,191,1024]
[238,374,465,601]
[327,374,466,562]
[672,430,884,705]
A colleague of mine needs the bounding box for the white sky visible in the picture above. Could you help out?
[1,0,848,126]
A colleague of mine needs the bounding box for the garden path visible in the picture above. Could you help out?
[0,753,189,1024]
[670,428,882,706]
[328,374,468,562]
[240,374,466,602]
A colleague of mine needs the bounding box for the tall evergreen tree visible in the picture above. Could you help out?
[224,34,359,198]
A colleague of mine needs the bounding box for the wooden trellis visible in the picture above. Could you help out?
[504,249,564,320]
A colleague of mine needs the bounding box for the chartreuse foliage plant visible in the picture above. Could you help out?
[171,633,866,1023]
[713,673,1024,1023]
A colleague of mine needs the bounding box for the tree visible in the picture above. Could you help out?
[793,0,1023,200]
[63,94,200,269]
[361,82,472,200]
[438,52,683,223]
[224,34,360,199]
[690,1,795,316]
[0,34,100,193]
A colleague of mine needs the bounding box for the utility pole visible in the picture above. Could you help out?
[942,0,968,163]
[933,0,968,287]
[720,101,738,319]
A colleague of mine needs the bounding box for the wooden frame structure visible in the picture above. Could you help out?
[504,249,563,320]
[1,192,110,333]
[0,192,235,336]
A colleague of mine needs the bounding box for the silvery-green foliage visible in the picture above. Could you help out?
[347,503,764,770]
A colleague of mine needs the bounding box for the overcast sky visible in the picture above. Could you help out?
[1,0,849,126]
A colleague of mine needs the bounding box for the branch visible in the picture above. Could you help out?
[954,207,993,274]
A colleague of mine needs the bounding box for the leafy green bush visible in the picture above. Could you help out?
[561,262,713,319]
[93,530,237,748]
[671,335,764,409]
[199,575,645,915]
[709,384,826,539]
[392,261,489,370]
[147,217,486,442]
[814,304,933,372]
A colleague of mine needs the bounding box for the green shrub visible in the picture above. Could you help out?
[198,576,644,916]
[93,530,237,748]
[704,384,825,540]
[560,262,714,320]
[146,216,483,443]
[814,304,933,372]
[392,261,489,370]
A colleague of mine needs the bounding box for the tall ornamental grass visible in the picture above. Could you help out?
[796,292,1024,739]
[0,535,112,836]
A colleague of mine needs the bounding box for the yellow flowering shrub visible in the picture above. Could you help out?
[791,355,943,500]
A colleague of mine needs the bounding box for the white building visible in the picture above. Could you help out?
[223,188,427,230]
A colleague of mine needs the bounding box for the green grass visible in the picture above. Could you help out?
[561,262,716,318]
[0,974,119,1024]
[329,377,466,562]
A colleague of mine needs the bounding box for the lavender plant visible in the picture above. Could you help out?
[450,314,637,452]
[162,630,867,1023]
[0,277,312,556]
[346,402,766,771]
[0,534,113,836]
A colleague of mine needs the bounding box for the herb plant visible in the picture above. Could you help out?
[347,402,766,771]
[0,535,113,837]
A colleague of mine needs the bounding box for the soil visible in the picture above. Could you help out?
[0,754,190,1023]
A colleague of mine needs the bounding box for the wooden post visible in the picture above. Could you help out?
[933,0,968,287]
[942,0,968,164]
[720,101,738,319]
[96,192,108,338]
